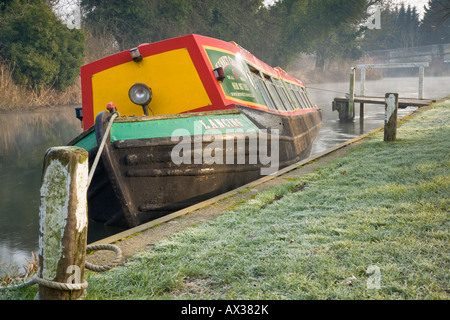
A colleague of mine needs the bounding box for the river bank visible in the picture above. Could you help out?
[2,97,448,300]
[87,98,450,300]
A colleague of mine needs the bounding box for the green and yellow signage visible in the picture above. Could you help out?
[205,48,265,106]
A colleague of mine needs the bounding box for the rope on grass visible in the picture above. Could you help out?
[85,243,123,272]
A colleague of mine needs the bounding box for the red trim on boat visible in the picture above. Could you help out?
[80,34,317,130]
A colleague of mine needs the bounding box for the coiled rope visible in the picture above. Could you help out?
[1,112,122,293]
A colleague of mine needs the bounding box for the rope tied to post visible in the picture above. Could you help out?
[1,105,123,295]
[0,243,123,292]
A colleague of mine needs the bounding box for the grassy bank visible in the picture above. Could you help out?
[2,99,449,300]
[0,60,81,111]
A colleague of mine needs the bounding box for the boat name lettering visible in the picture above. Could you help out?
[231,82,250,91]
[199,118,245,130]
[230,92,254,98]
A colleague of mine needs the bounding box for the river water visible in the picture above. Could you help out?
[0,76,448,273]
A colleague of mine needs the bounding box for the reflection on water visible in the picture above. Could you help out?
[0,76,448,272]
[0,107,82,273]
[308,76,449,154]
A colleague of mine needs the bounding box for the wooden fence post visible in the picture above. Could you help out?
[37,146,89,300]
[348,67,356,121]
[384,93,399,142]
[418,66,424,99]
[360,68,365,120]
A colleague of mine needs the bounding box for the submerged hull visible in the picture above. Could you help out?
[73,107,322,228]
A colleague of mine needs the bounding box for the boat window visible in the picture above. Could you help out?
[286,83,304,109]
[282,87,296,111]
[259,71,286,112]
[247,66,277,111]
[286,83,303,109]
[292,87,305,109]
[244,65,303,113]
[297,87,310,109]
[272,78,295,112]
[253,73,277,111]
[304,87,316,108]
[294,86,309,109]
[260,80,278,111]
[278,80,297,111]
[244,65,258,92]
[300,87,314,108]
[265,80,287,112]
[295,90,307,109]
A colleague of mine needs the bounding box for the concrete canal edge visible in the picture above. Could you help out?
[85,103,438,267]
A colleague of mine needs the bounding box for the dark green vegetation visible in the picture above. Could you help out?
[363,0,450,50]
[0,0,85,91]
[80,0,369,67]
[81,0,450,68]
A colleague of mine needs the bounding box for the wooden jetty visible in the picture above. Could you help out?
[332,95,436,121]
[333,62,436,121]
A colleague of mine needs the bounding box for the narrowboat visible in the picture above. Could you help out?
[69,34,322,228]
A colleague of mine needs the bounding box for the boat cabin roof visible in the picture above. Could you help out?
[80,34,317,130]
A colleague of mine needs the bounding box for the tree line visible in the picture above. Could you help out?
[0,0,448,93]
[80,0,371,68]
[362,0,450,51]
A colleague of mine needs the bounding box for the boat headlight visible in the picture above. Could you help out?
[129,83,152,106]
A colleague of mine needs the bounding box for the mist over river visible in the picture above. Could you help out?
[0,76,448,273]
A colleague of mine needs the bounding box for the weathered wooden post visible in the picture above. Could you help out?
[338,67,356,122]
[360,68,365,120]
[348,67,356,121]
[384,93,399,142]
[37,146,89,300]
[418,66,424,99]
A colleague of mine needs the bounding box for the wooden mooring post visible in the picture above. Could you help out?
[348,67,356,121]
[359,68,365,121]
[384,93,399,142]
[37,146,89,300]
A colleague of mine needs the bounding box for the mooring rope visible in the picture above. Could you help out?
[307,86,348,95]
[87,112,119,188]
[32,274,89,291]
[1,111,123,294]
[85,243,123,273]
[0,243,122,292]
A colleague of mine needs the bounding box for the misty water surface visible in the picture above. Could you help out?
[0,76,448,272]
